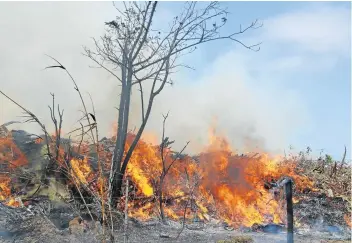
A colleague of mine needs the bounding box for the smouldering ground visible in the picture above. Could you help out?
[0,129,351,243]
[0,203,350,243]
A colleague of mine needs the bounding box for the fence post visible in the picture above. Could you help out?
[285,180,294,243]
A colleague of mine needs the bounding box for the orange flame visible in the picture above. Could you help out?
[119,128,314,226]
[344,214,352,228]
[70,157,93,185]
[0,132,28,207]
[0,124,316,227]
[0,176,12,201]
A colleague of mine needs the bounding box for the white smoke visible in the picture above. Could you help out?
[0,2,348,157]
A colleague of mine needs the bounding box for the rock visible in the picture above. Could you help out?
[224,226,234,231]
[250,223,261,231]
[261,223,285,233]
[69,217,84,234]
[327,189,334,198]
[249,223,285,233]
[159,233,170,238]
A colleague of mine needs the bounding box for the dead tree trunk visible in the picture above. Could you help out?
[108,51,133,205]
[159,174,166,223]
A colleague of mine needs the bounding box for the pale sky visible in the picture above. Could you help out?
[0,1,350,160]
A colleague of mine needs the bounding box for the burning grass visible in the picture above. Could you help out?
[0,132,28,207]
[0,123,351,231]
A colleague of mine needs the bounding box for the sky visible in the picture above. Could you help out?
[0,1,350,161]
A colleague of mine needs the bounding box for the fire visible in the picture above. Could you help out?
[0,130,28,207]
[0,176,11,201]
[344,214,352,228]
[69,127,314,227]
[0,177,20,207]
[6,197,20,207]
[141,131,159,145]
[198,154,284,225]
[0,137,28,168]
[292,197,299,204]
[34,137,43,144]
[110,128,312,227]
[125,134,159,197]
[128,202,154,220]
[128,164,154,196]
[70,157,93,185]
[0,123,316,228]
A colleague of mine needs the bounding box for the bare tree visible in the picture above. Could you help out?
[158,111,189,223]
[48,93,64,173]
[84,1,262,206]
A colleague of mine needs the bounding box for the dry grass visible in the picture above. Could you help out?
[293,154,351,200]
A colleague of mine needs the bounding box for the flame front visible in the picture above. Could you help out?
[0,126,316,228]
[197,131,286,227]
[110,128,313,226]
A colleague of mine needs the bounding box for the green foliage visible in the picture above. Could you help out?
[325,154,333,164]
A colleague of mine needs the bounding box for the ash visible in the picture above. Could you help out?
[1,201,350,243]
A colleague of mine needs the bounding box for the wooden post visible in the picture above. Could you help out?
[285,180,294,243]
[124,178,129,243]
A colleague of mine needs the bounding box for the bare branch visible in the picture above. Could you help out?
[83,47,123,83]
[0,90,53,164]
[83,1,262,206]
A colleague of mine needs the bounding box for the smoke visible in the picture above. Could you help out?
[125,50,308,155]
[0,1,310,156]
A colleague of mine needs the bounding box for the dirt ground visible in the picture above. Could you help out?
[1,212,350,243]
[1,200,350,243]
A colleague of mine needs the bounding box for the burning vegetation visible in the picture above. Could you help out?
[0,1,351,242]
[0,121,350,231]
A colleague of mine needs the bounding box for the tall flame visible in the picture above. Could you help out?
[0,125,317,228]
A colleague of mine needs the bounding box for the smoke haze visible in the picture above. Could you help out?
[0,2,349,158]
